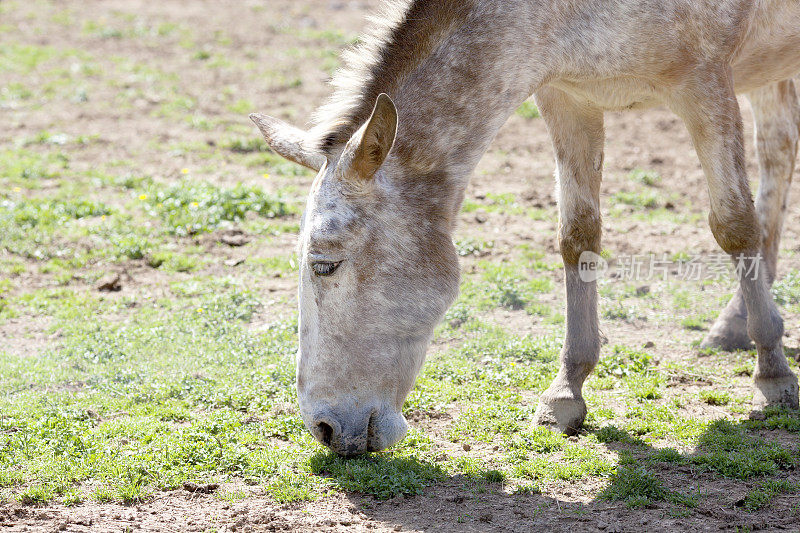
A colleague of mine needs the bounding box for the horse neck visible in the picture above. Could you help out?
[384,6,546,228]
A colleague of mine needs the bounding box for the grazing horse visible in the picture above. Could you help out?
[252,0,800,455]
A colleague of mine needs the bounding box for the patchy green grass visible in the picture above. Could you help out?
[596,346,653,378]
[0,292,314,504]
[0,146,70,185]
[308,438,445,500]
[453,260,554,318]
[0,43,88,74]
[741,479,800,512]
[143,180,292,236]
[601,466,696,509]
[611,190,661,209]
[602,302,643,321]
[461,192,552,221]
[772,269,800,309]
[454,237,494,257]
[515,101,540,119]
[681,316,707,331]
[699,390,731,406]
[2,196,111,228]
[629,168,661,187]
[689,418,797,479]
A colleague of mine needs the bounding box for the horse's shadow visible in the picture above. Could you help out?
[310,409,800,532]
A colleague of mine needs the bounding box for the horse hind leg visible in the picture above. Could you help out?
[701,79,800,352]
[671,69,798,410]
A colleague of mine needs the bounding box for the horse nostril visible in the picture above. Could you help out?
[311,413,342,449]
[317,421,334,446]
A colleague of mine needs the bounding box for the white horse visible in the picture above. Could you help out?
[252,0,800,455]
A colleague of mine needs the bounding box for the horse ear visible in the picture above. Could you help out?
[249,113,326,171]
[337,93,398,181]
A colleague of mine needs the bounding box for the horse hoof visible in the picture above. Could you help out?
[753,375,799,410]
[533,396,587,436]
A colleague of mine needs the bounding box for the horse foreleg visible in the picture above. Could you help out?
[533,87,604,434]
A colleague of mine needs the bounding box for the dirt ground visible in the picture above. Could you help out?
[5,476,798,533]
[3,0,800,531]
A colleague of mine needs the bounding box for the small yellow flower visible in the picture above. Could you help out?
[13,186,21,192]
[181,168,189,174]
[191,202,199,207]
[101,215,106,220]
[262,173,270,179]
[157,203,163,208]
[139,194,147,200]
[196,308,203,313]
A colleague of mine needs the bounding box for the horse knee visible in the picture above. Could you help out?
[559,205,601,266]
[708,206,761,256]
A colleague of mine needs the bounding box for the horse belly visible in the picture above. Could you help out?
[549,78,662,112]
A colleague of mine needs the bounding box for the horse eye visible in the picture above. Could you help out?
[311,261,342,276]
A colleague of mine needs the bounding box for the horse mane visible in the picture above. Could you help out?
[307,0,476,153]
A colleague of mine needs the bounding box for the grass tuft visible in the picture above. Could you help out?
[741,479,799,512]
[600,467,696,508]
[699,390,731,406]
[307,452,445,500]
